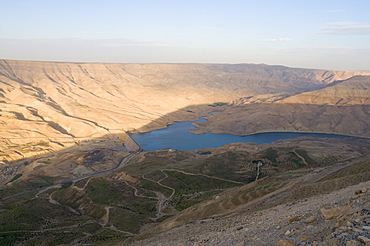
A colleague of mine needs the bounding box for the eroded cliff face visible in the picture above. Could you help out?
[0,59,368,161]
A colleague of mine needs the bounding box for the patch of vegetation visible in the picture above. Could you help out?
[53,177,157,232]
[8,145,20,148]
[85,203,107,218]
[109,207,142,233]
[260,147,278,163]
[144,170,167,182]
[123,150,195,175]
[38,159,52,164]
[84,178,156,217]
[209,102,228,107]
[74,178,89,188]
[140,178,174,197]
[34,140,50,147]
[291,158,305,168]
[0,175,58,200]
[175,190,221,211]
[77,229,129,246]
[52,186,85,209]
[37,175,57,184]
[6,174,22,184]
[161,170,238,196]
[0,198,97,245]
[294,149,317,165]
[72,102,90,108]
[192,151,253,182]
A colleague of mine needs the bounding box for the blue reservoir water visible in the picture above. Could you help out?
[131,118,352,151]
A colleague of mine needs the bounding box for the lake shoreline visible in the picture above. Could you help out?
[129,115,368,140]
[131,117,365,151]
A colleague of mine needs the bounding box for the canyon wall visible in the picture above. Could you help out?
[0,59,369,161]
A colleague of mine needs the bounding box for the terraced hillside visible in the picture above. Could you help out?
[1,137,369,245]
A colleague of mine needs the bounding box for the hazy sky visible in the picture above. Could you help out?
[1,0,370,70]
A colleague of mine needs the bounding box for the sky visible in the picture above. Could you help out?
[1,0,370,71]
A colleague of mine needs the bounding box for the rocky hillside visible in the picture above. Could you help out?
[191,75,370,137]
[0,59,369,162]
[128,178,370,246]
[280,75,370,105]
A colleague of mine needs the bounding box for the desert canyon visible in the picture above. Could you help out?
[1,59,369,161]
[1,59,370,245]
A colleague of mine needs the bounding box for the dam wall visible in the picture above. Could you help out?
[116,132,141,152]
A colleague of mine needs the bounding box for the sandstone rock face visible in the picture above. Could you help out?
[0,59,368,160]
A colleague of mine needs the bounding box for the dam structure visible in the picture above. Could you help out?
[115,131,142,152]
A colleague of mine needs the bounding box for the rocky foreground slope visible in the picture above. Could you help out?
[0,59,369,162]
[128,179,370,246]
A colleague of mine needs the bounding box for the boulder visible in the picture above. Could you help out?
[358,236,370,243]
[320,206,351,220]
[304,216,317,223]
[289,215,300,223]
